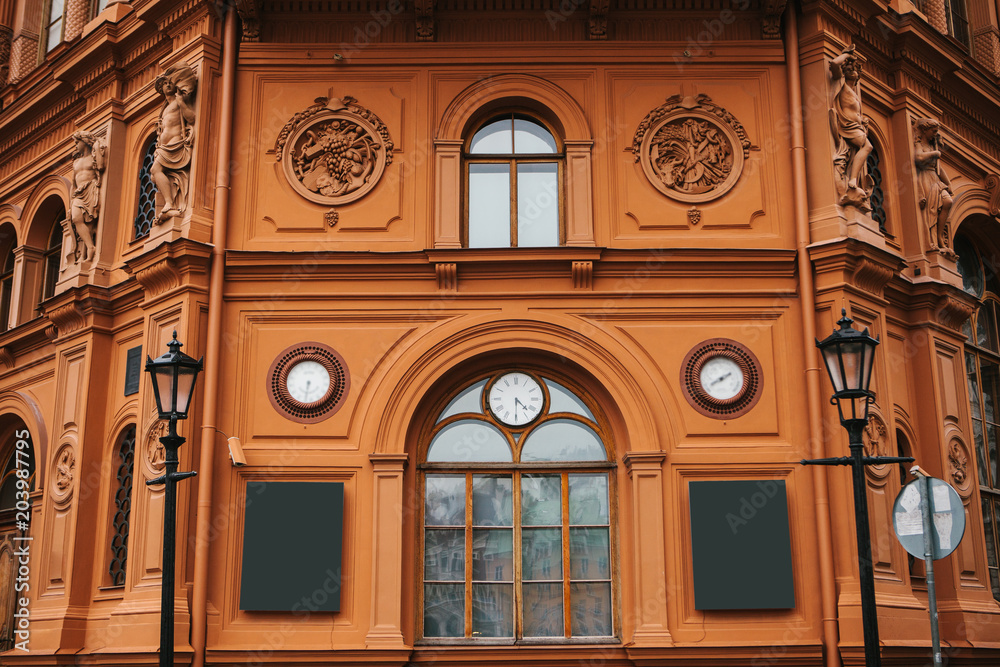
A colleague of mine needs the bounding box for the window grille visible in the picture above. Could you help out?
[108,425,136,587]
[866,145,888,235]
[133,140,158,241]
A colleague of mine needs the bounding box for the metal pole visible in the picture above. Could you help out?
[847,420,881,667]
[917,472,943,667]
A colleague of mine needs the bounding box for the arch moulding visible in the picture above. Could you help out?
[433,75,595,247]
[950,184,995,241]
[21,175,71,248]
[0,390,50,490]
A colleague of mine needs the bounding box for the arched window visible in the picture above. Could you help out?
[955,232,1000,600]
[465,114,562,248]
[866,142,888,235]
[420,370,615,640]
[108,425,136,587]
[0,237,15,334]
[133,138,158,241]
[0,418,35,653]
[41,216,64,303]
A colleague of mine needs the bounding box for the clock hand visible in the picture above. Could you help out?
[710,372,732,385]
[515,397,527,410]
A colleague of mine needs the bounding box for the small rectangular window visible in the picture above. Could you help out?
[45,0,66,52]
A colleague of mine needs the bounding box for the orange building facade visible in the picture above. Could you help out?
[1,0,1000,665]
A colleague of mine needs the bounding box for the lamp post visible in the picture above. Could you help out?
[803,309,913,667]
[145,331,202,667]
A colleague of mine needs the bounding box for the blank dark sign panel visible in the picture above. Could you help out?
[240,481,344,612]
[688,479,795,610]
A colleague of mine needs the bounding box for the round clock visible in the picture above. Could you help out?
[681,339,762,419]
[488,372,543,427]
[267,342,350,423]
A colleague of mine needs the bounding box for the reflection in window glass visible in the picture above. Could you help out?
[545,378,597,421]
[438,380,487,422]
[427,420,512,463]
[46,0,65,52]
[521,419,606,462]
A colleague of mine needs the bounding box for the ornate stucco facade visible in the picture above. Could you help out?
[1,0,1000,665]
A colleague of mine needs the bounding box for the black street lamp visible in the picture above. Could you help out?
[803,309,912,667]
[145,331,202,667]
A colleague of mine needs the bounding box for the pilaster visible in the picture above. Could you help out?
[366,453,409,649]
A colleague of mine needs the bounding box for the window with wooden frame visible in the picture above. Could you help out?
[42,0,65,53]
[41,215,64,303]
[0,236,15,334]
[956,232,1000,601]
[464,114,563,248]
[419,370,616,642]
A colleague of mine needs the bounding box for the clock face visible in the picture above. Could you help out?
[286,360,332,405]
[488,372,543,426]
[699,355,744,401]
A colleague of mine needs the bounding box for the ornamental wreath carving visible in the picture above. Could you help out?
[275,95,394,205]
[632,93,752,203]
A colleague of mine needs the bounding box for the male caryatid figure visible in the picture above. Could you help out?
[69,131,105,263]
[829,45,874,212]
[151,63,197,222]
[913,117,956,257]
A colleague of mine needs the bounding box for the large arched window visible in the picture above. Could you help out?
[420,370,615,640]
[0,230,15,334]
[955,232,1000,600]
[41,214,64,303]
[108,425,136,587]
[465,114,562,248]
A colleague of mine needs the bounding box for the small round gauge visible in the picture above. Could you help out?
[286,360,332,405]
[488,372,543,427]
[699,355,744,401]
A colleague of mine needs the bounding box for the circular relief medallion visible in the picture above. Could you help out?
[680,339,762,419]
[632,94,751,203]
[267,342,350,423]
[275,95,394,205]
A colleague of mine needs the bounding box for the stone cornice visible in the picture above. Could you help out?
[40,284,115,341]
[885,277,977,335]
[123,237,213,303]
[809,238,907,299]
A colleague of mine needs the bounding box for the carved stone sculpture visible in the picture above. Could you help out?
[632,93,751,203]
[69,131,105,263]
[152,63,197,222]
[829,45,873,212]
[275,94,394,205]
[913,117,955,257]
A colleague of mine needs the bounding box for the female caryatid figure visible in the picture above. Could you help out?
[70,131,105,263]
[829,45,874,211]
[913,117,955,257]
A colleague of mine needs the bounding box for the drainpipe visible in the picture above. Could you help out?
[785,4,841,667]
[190,5,237,667]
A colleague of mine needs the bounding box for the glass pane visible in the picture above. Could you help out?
[523,583,564,637]
[472,475,513,526]
[46,17,63,51]
[522,528,562,580]
[470,119,513,154]
[955,235,984,297]
[517,163,559,247]
[425,529,465,581]
[424,584,464,637]
[514,119,558,154]
[50,0,65,21]
[991,426,999,490]
[472,529,513,581]
[521,419,606,462]
[974,418,989,487]
[983,498,997,569]
[968,352,982,421]
[570,527,610,579]
[569,474,610,525]
[984,361,999,424]
[963,319,974,344]
[521,474,563,526]
[427,420,512,463]
[570,582,612,636]
[545,378,597,421]
[978,305,994,350]
[472,583,513,637]
[468,163,511,248]
[438,380,487,422]
[425,475,466,526]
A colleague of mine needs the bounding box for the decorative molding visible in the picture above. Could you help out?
[623,450,667,471]
[572,260,592,290]
[986,173,1000,219]
[275,93,394,205]
[325,208,339,227]
[435,262,457,291]
[134,258,181,299]
[687,206,701,226]
[680,338,763,419]
[863,414,888,458]
[267,342,351,423]
[588,0,609,39]
[415,0,435,41]
[948,438,969,492]
[46,303,86,336]
[235,0,262,41]
[761,0,787,39]
[144,420,168,481]
[852,256,896,296]
[632,93,752,203]
[0,25,12,90]
[52,444,76,503]
[934,293,976,331]
[0,347,13,370]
